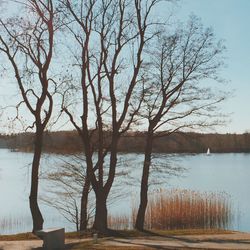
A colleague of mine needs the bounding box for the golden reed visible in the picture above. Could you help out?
[108,189,232,230]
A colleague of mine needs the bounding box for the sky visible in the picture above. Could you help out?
[174,0,250,133]
[0,0,250,134]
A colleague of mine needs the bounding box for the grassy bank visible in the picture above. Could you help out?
[0,228,233,241]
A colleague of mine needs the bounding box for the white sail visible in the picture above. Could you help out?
[207,148,210,155]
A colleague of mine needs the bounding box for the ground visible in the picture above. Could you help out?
[0,231,250,249]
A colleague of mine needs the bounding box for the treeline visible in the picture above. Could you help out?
[1,131,250,154]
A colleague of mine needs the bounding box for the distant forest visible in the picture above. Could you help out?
[1,131,250,154]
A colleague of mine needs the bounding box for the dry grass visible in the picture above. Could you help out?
[111,228,233,237]
[0,231,104,241]
[0,232,39,241]
[144,189,231,230]
[109,189,232,230]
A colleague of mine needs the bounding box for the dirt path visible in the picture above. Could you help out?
[0,232,250,249]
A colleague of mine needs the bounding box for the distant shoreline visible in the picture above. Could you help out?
[1,131,250,154]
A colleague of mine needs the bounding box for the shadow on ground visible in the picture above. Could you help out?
[32,242,88,250]
[137,230,250,245]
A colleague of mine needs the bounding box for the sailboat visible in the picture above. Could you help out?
[206,148,211,156]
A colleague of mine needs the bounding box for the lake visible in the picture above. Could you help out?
[0,149,249,234]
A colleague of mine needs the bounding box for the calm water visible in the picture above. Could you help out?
[0,149,249,234]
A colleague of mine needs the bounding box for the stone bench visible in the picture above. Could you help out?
[36,228,65,250]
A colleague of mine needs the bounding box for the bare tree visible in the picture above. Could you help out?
[56,0,165,232]
[135,16,228,230]
[0,0,56,232]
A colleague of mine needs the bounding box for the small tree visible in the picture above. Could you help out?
[0,0,57,232]
[135,16,227,230]
[41,155,92,232]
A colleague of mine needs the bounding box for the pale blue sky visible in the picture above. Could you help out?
[0,0,250,134]
[174,0,250,133]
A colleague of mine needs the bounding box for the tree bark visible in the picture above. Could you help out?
[80,177,90,231]
[93,190,108,232]
[29,128,44,232]
[135,132,153,231]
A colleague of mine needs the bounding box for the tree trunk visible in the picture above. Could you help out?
[135,132,153,231]
[93,190,108,232]
[29,129,44,233]
[80,177,90,231]
[92,135,118,232]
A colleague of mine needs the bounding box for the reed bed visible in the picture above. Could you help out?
[108,214,131,230]
[141,189,231,230]
[0,215,32,234]
[109,189,232,230]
